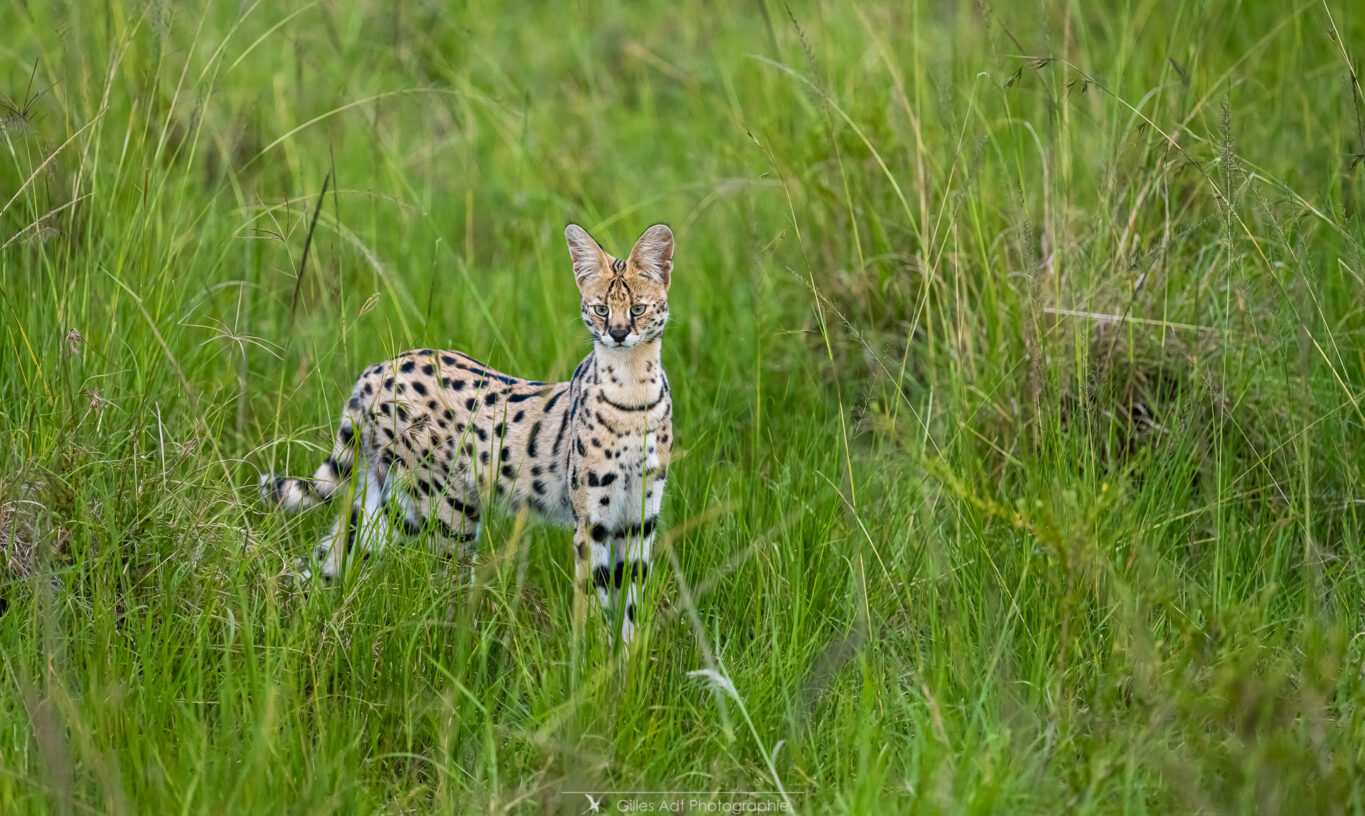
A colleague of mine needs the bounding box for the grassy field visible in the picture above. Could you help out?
[3,0,1365,812]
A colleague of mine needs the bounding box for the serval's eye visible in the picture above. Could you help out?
[630,303,647,316]
[592,304,609,317]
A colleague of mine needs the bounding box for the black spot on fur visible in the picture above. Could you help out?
[344,505,361,553]
[552,411,570,455]
[390,502,422,536]
[400,360,416,373]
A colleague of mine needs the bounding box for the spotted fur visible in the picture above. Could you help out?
[260,224,674,644]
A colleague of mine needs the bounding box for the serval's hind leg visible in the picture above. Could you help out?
[310,465,399,583]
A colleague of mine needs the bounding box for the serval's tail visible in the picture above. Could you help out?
[259,410,360,512]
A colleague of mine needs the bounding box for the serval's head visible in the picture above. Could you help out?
[565,223,673,350]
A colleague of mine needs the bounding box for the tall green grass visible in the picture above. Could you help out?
[2,0,1364,812]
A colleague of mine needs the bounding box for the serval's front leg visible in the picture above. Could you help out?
[611,522,653,646]
[614,472,664,645]
[575,501,642,645]
[583,514,627,643]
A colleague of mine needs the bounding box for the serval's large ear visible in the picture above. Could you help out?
[565,224,607,288]
[628,224,673,288]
